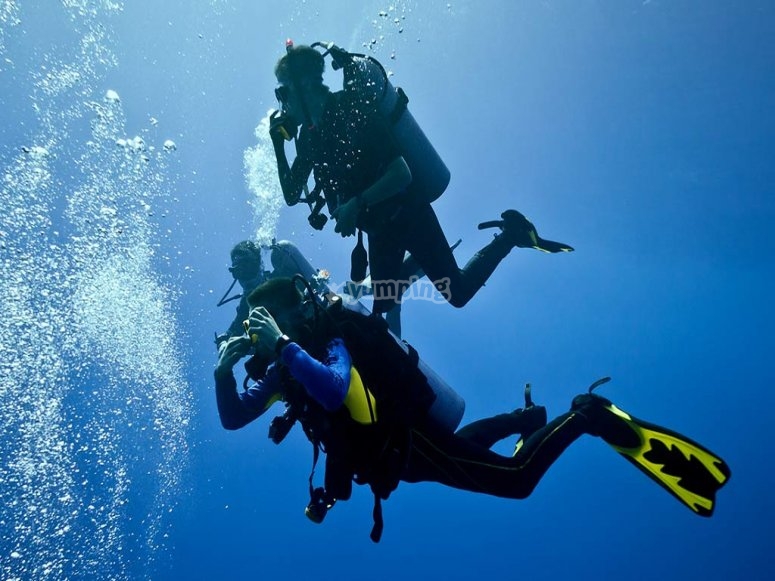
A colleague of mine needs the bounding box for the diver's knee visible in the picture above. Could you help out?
[511,480,537,500]
[446,294,469,308]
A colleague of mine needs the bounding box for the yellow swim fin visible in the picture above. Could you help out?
[575,378,731,517]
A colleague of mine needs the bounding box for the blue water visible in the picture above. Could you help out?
[1,2,772,580]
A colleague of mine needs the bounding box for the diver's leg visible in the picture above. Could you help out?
[396,203,465,303]
[384,303,402,337]
[440,209,574,306]
[367,228,406,317]
[455,405,547,449]
[451,234,514,307]
[401,203,521,308]
[403,410,588,499]
[381,249,430,337]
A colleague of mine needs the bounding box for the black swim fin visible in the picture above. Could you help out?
[478,210,574,253]
[529,237,574,254]
[574,378,731,517]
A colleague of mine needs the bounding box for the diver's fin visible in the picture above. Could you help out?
[478,211,574,253]
[532,236,574,254]
[576,380,731,516]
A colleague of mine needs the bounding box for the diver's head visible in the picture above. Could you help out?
[274,45,328,126]
[247,277,309,336]
[229,240,263,287]
[275,44,325,87]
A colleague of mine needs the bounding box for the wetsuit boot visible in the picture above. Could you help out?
[451,209,545,306]
[498,209,541,248]
[455,404,547,449]
[570,391,617,437]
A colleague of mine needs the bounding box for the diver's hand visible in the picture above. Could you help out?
[215,335,252,379]
[246,306,284,352]
[332,197,361,237]
[269,110,295,146]
[215,332,230,356]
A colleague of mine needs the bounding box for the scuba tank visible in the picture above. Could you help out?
[312,41,451,204]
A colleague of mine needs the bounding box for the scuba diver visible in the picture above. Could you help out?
[268,42,574,325]
[214,277,731,542]
[215,239,318,353]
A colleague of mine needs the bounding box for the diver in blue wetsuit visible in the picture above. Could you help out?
[214,278,731,542]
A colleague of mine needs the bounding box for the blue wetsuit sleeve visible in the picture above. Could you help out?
[214,364,283,430]
[279,339,350,411]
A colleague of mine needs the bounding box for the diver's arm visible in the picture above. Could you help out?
[280,338,351,412]
[272,137,313,206]
[214,336,279,429]
[215,365,284,430]
[333,156,412,236]
[359,156,412,207]
[243,307,350,411]
[215,372,257,430]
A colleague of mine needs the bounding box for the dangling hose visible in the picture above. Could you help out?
[216,278,241,307]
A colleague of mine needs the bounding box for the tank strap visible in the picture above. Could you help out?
[389,87,409,125]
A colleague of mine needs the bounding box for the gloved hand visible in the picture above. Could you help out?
[332,197,361,237]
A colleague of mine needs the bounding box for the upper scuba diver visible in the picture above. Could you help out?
[214,277,731,542]
[268,42,574,335]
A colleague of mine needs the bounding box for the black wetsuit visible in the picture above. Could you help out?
[405,411,586,499]
[296,91,514,314]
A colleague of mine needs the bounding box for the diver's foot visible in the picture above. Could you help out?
[570,392,616,437]
[478,210,575,253]
[511,404,548,439]
[498,209,539,248]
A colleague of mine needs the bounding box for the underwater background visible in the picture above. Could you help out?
[1,1,772,579]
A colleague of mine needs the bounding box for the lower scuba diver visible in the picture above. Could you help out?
[269,43,574,330]
[214,277,731,542]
